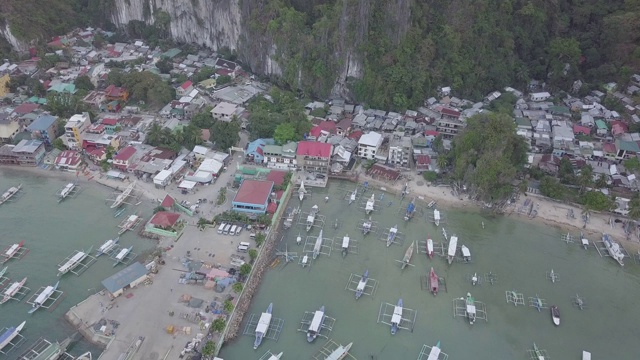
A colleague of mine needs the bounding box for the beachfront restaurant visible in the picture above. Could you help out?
[231,179,274,214]
[101,262,148,298]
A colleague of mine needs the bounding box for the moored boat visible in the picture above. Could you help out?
[602,233,624,266]
[306,205,319,232]
[341,234,350,257]
[365,194,375,214]
[442,227,447,241]
[267,352,283,360]
[58,246,93,276]
[110,181,136,209]
[32,337,71,360]
[461,245,471,262]
[113,246,133,267]
[325,342,353,360]
[306,305,326,343]
[427,237,434,259]
[254,303,273,350]
[404,198,415,221]
[29,281,59,314]
[96,237,120,257]
[582,350,591,360]
[1,276,27,304]
[447,235,458,264]
[362,216,372,235]
[466,293,476,324]
[313,230,323,260]
[355,270,368,300]
[3,240,24,259]
[390,298,403,335]
[0,320,25,351]
[429,267,439,296]
[114,207,126,218]
[296,233,302,245]
[118,214,141,235]
[0,266,6,278]
[76,351,92,360]
[387,225,398,247]
[299,181,306,202]
[426,341,442,360]
[401,241,415,269]
[59,182,76,200]
[550,305,560,326]
[433,209,440,226]
[349,188,357,205]
[0,184,22,205]
[533,343,545,360]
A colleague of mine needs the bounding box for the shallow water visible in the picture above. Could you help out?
[219,181,639,360]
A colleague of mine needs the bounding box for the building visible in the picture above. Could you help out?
[530,92,551,102]
[81,133,120,151]
[101,262,148,298]
[246,138,274,163]
[104,85,129,102]
[54,150,83,171]
[232,179,274,214]
[177,80,194,97]
[263,142,298,170]
[296,141,332,174]
[388,136,412,167]
[65,112,91,149]
[0,74,9,97]
[210,102,239,122]
[26,114,58,145]
[112,145,137,170]
[357,131,383,160]
[435,108,464,139]
[11,139,45,166]
[0,117,20,144]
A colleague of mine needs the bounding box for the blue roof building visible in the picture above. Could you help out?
[101,262,148,298]
[26,114,58,145]
[245,138,274,164]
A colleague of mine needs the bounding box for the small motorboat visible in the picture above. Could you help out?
[533,343,545,360]
[390,298,403,335]
[471,272,478,286]
[550,305,560,326]
[355,270,368,300]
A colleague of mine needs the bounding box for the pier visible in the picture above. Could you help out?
[377,300,417,333]
[506,290,526,306]
[297,310,336,339]
[345,273,378,298]
[312,339,356,360]
[242,313,285,344]
[57,249,97,276]
[417,343,448,360]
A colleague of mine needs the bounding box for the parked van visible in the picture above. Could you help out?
[230,225,237,235]
[249,232,256,240]
[237,244,249,253]
[217,223,226,234]
[239,242,251,248]
[223,224,232,235]
[235,226,243,235]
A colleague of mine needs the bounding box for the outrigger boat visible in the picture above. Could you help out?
[603,233,625,266]
[355,270,368,300]
[349,188,357,205]
[466,293,476,324]
[429,267,439,296]
[426,236,434,259]
[365,194,375,214]
[96,237,119,257]
[447,235,458,264]
[427,200,436,208]
[532,343,545,360]
[3,240,24,259]
[362,216,372,235]
[442,227,447,241]
[341,234,350,257]
[110,181,136,209]
[0,184,22,205]
[32,337,71,360]
[114,207,126,217]
[550,305,560,326]
[306,305,326,343]
[306,205,319,232]
[0,266,7,278]
[58,246,93,276]
[59,182,76,200]
[76,352,92,360]
[296,233,302,245]
[1,276,27,304]
[426,341,442,360]
[325,342,353,360]
[461,245,471,262]
[390,298,403,335]
[549,269,557,283]
[28,281,59,314]
[312,230,323,260]
[433,209,441,226]
[0,321,25,352]
[267,352,283,360]
[404,198,415,221]
[471,272,478,286]
[254,303,273,350]
[298,181,306,202]
[113,246,133,267]
[118,214,141,235]
[401,241,415,269]
[387,225,398,247]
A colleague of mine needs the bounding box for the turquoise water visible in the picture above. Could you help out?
[0,169,153,359]
[219,181,639,359]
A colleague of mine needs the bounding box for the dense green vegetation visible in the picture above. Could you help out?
[106,70,175,108]
[247,88,311,141]
[145,122,203,153]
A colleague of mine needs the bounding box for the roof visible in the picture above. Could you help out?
[266,170,287,185]
[296,141,332,158]
[12,139,42,153]
[415,154,431,165]
[13,103,39,115]
[149,211,181,227]
[358,132,383,147]
[160,194,175,207]
[573,124,591,135]
[101,118,118,126]
[439,107,461,118]
[54,150,82,166]
[180,80,193,90]
[233,179,274,205]
[617,139,640,153]
[595,120,608,129]
[105,85,126,98]
[114,146,136,161]
[27,114,57,131]
[162,48,182,59]
[101,262,148,294]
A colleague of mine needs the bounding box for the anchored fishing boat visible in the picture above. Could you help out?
[306,305,326,343]
[355,270,369,300]
[447,235,458,264]
[325,342,353,360]
[0,184,22,205]
[96,237,119,257]
[471,272,478,286]
[3,240,24,259]
[433,209,441,226]
[267,352,283,360]
[113,207,126,218]
[32,337,71,360]
[533,343,545,360]
[442,227,447,241]
[362,217,372,235]
[349,188,357,205]
[1,276,27,304]
[426,236,434,259]
[58,182,76,201]
[299,181,306,202]
[603,233,625,266]
[461,245,471,262]
[29,281,59,314]
[404,198,415,221]
[58,246,93,276]
[390,298,403,335]
[254,303,273,349]
[313,230,323,260]
[426,341,442,360]
[113,246,133,267]
[466,293,476,324]
[341,235,350,257]
[365,194,375,214]
[296,233,302,245]
[306,205,319,232]
[429,267,439,296]
[401,241,415,269]
[110,181,136,209]
[0,321,25,352]
[387,225,398,247]
[550,305,560,326]
[118,214,141,235]
[0,266,7,278]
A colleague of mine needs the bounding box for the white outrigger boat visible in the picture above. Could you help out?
[96,237,119,257]
[58,182,76,200]
[3,240,24,259]
[533,343,545,360]
[110,181,136,209]
[401,241,415,269]
[58,246,93,276]
[296,233,302,245]
[603,233,625,266]
[28,281,59,314]
[341,234,350,257]
[362,216,372,235]
[433,209,441,226]
[1,276,27,304]
[447,235,458,264]
[426,341,442,360]
[267,352,283,360]
[442,227,447,241]
[298,181,306,202]
[465,293,476,324]
[387,225,398,247]
[306,305,326,343]
[355,270,368,300]
[349,188,357,205]
[365,194,375,214]
[390,298,403,335]
[254,303,273,350]
[113,246,133,267]
[461,245,471,262]
[0,266,6,278]
[118,214,141,235]
[313,230,323,260]
[427,236,434,259]
[0,184,22,205]
[306,205,319,232]
[325,342,353,360]
[0,320,25,351]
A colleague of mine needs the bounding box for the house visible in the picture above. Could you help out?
[611,121,628,137]
[538,154,561,175]
[246,138,274,163]
[0,117,20,144]
[112,145,137,170]
[388,136,412,168]
[580,113,595,127]
[435,108,464,139]
[83,91,106,107]
[65,112,91,149]
[552,121,574,150]
[210,102,238,122]
[335,117,352,136]
[26,114,58,145]
[176,80,193,97]
[357,131,383,160]
[104,85,129,102]
[615,139,640,159]
[296,141,332,174]
[573,124,591,136]
[414,154,431,172]
[100,100,121,113]
[101,262,148,298]
[47,82,76,94]
[309,121,337,139]
[0,74,9,97]
[54,149,82,171]
[81,133,120,151]
[11,139,45,166]
[147,211,181,231]
[263,142,298,170]
[231,179,274,214]
[595,120,608,137]
[101,118,118,134]
[530,92,551,102]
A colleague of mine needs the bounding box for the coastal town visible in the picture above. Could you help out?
[0,26,640,360]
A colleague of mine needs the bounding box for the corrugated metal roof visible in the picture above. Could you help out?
[101,262,147,294]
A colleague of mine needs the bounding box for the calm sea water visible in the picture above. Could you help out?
[219,181,640,360]
[0,169,153,359]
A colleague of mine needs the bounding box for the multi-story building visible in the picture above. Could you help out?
[10,139,45,166]
[435,107,464,139]
[65,112,91,149]
[296,141,332,174]
[388,136,412,168]
[357,131,383,160]
[263,142,298,170]
[26,114,58,145]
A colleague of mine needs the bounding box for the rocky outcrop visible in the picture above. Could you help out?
[0,24,28,52]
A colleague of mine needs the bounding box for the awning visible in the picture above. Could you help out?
[207,268,230,280]
[178,180,197,189]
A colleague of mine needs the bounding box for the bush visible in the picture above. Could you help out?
[223,299,234,313]
[248,248,258,262]
[239,263,252,276]
[422,171,438,182]
[232,282,243,293]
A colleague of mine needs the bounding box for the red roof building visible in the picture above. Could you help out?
[266,170,287,186]
[573,124,591,136]
[232,180,274,214]
[160,194,176,208]
[101,118,118,126]
[149,211,181,228]
[12,103,40,116]
[54,150,82,171]
[112,146,136,170]
[415,154,432,172]
[348,130,363,141]
[296,141,333,174]
[438,107,461,119]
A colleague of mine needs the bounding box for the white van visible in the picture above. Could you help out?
[235,226,242,236]
[217,223,226,234]
[249,232,256,240]
[237,244,249,253]
[239,242,251,248]
[223,224,232,235]
[230,225,237,235]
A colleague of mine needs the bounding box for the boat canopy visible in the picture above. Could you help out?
[461,246,471,257]
[448,236,458,257]
[391,305,403,324]
[255,312,272,333]
[427,346,441,360]
[309,310,324,331]
[342,236,350,248]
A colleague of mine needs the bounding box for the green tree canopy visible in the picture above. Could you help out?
[155,57,173,74]
[540,176,566,199]
[74,75,94,91]
[191,108,215,129]
[107,71,175,108]
[579,191,613,212]
[210,119,241,151]
[274,122,296,145]
[247,88,311,141]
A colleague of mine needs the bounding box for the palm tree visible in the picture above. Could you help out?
[436,155,448,171]
[146,122,163,146]
[577,165,593,194]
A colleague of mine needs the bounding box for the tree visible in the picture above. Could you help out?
[232,282,243,293]
[211,318,226,333]
[248,248,258,262]
[580,191,613,211]
[422,171,438,182]
[558,157,575,184]
[629,194,640,219]
[577,165,593,194]
[191,108,215,129]
[192,66,216,83]
[217,75,232,85]
[74,75,94,91]
[624,157,640,173]
[595,174,608,189]
[223,299,234,313]
[45,93,88,118]
[540,176,566,200]
[201,341,216,357]
[239,263,252,277]
[254,232,266,247]
[210,119,240,151]
[156,57,173,74]
[274,122,297,145]
[52,138,67,151]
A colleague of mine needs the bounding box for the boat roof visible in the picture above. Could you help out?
[427,346,441,360]
[466,304,476,314]
[461,246,471,257]
[448,236,458,255]
[342,237,350,247]
[309,310,325,331]
[256,313,272,333]
[391,312,402,324]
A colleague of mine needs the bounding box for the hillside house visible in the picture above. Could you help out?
[104,85,129,102]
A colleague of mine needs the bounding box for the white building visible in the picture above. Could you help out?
[530,92,551,102]
[357,131,383,160]
[210,102,240,122]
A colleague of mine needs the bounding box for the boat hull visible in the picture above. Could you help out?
[429,268,439,295]
[550,306,560,326]
[427,239,434,259]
